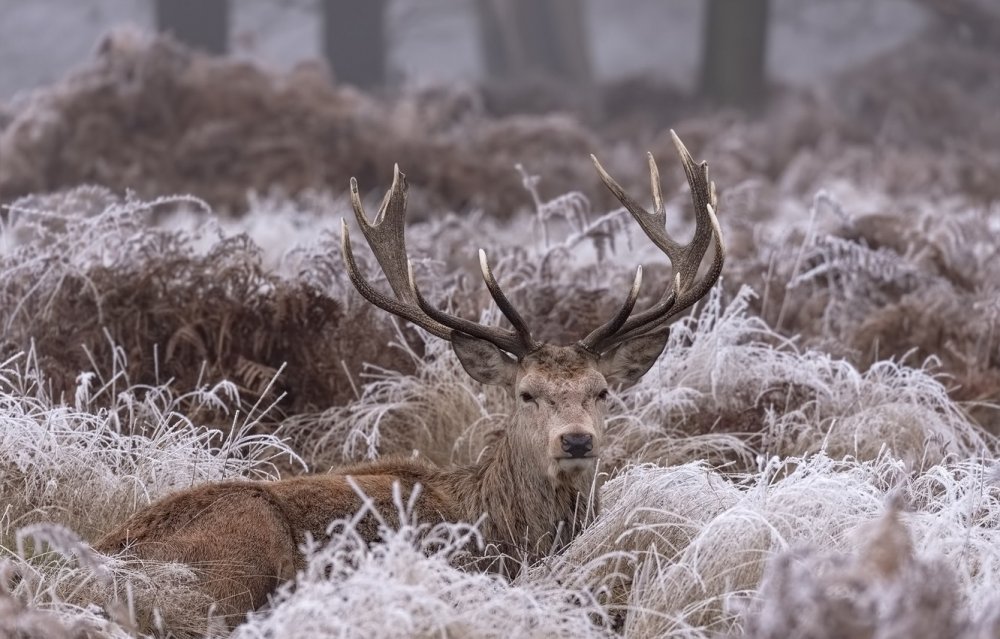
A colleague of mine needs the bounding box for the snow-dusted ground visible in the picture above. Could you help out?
[0,0,927,99]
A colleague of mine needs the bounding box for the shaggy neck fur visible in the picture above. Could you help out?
[443,413,599,576]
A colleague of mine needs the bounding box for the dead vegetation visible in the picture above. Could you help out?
[0,186,417,421]
[4,18,998,219]
[0,18,999,639]
[0,28,600,219]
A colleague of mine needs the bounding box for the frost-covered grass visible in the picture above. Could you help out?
[0,347,303,637]
[0,163,998,636]
[0,349,298,542]
[2,522,217,638]
[1,27,999,633]
[233,491,612,639]
[531,453,1000,638]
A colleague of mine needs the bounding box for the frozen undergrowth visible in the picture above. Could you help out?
[2,521,221,638]
[0,349,298,541]
[727,186,1000,417]
[305,281,991,475]
[282,324,508,469]
[525,453,1000,638]
[6,452,1000,638]
[233,489,612,639]
[0,347,303,637]
[0,141,998,636]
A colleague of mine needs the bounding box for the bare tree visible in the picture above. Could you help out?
[321,0,387,88]
[155,0,229,55]
[476,0,591,82]
[911,0,1000,45]
[699,0,770,109]
[475,0,595,114]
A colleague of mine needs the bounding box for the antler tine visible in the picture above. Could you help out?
[578,266,643,352]
[406,262,530,356]
[669,130,719,291]
[341,219,450,340]
[479,249,536,350]
[664,131,725,320]
[586,131,725,353]
[348,165,419,305]
[341,166,536,357]
[608,273,681,347]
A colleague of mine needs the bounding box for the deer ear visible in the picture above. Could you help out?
[598,329,670,386]
[451,331,519,386]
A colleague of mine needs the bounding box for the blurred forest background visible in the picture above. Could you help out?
[0,0,938,102]
[2,2,1000,637]
[2,0,997,219]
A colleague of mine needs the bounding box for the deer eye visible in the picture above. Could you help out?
[596,389,609,401]
[519,391,535,403]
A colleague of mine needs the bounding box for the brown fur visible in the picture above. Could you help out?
[95,344,636,628]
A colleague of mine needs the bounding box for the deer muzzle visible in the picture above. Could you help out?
[560,433,594,459]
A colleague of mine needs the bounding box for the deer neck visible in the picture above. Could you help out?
[449,419,599,564]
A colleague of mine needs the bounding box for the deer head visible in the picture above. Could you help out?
[341,131,723,480]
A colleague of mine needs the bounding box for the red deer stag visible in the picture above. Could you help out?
[95,131,724,626]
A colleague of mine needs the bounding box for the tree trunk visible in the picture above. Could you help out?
[155,0,229,55]
[699,0,770,110]
[475,0,592,85]
[321,0,387,89]
[912,0,1000,46]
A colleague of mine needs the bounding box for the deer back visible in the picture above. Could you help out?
[94,457,463,626]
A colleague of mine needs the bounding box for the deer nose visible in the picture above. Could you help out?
[561,433,593,458]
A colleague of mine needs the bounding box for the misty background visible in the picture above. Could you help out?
[1,0,929,101]
[0,0,997,219]
[2,3,1000,637]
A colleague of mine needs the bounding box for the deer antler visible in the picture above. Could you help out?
[580,131,725,354]
[341,164,537,356]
